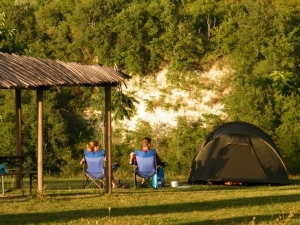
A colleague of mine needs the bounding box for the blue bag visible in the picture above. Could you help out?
[157,167,165,187]
[0,164,6,175]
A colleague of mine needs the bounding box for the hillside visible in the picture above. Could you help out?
[120,65,232,130]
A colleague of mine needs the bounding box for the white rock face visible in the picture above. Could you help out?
[120,66,231,130]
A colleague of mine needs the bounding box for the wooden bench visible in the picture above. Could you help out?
[1,171,37,195]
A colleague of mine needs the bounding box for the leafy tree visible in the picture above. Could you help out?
[0,12,14,40]
[2,0,300,176]
[112,89,139,121]
[0,12,16,52]
[217,0,300,173]
[223,80,279,138]
[0,87,95,175]
[275,94,300,174]
[0,90,16,155]
[164,117,207,176]
[0,2,33,54]
[111,1,154,74]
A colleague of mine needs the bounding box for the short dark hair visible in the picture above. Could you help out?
[142,137,151,144]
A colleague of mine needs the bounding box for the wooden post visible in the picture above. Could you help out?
[104,85,112,194]
[36,88,44,193]
[15,89,22,189]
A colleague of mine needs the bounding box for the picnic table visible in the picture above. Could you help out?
[0,155,37,195]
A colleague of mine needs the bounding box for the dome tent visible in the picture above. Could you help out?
[188,121,289,185]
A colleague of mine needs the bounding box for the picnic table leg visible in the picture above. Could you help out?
[1,175,4,195]
[21,174,24,196]
[29,174,33,194]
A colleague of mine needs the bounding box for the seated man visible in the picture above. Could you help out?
[129,137,162,165]
[129,137,165,186]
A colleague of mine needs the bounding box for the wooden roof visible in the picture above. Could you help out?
[0,53,130,89]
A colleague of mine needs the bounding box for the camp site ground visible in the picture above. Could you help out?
[0,122,296,224]
[0,176,300,224]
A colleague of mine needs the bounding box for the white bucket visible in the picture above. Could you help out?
[170,181,179,187]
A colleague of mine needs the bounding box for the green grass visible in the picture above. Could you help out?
[1,176,300,224]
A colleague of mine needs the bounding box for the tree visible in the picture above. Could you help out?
[0,3,32,54]
[0,12,16,52]
[2,0,300,176]
[0,86,96,175]
[275,94,300,174]
[165,117,207,176]
[216,0,300,173]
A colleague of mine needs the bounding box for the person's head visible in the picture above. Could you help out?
[94,143,100,151]
[142,137,151,150]
[86,140,99,152]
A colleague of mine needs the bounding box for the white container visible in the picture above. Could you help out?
[170,181,179,187]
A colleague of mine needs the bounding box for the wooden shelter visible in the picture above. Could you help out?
[0,52,130,194]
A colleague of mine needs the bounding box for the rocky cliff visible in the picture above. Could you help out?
[120,65,232,130]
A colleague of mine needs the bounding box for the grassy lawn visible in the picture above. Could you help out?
[0,176,300,224]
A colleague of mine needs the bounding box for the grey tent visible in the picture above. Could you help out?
[188,121,289,185]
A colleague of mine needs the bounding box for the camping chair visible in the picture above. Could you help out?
[112,161,125,187]
[134,149,157,188]
[83,150,105,189]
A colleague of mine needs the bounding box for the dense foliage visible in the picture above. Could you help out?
[1,0,300,176]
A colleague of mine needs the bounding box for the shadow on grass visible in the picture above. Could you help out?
[29,176,300,191]
[179,213,295,225]
[0,193,299,224]
[289,178,300,185]
[44,178,86,190]
[0,195,30,202]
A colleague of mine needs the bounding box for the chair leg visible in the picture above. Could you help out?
[82,166,86,188]
[83,173,91,189]
[101,178,105,189]
[83,176,87,188]
[140,178,146,188]
[116,168,121,187]
[84,173,105,190]
[134,173,137,189]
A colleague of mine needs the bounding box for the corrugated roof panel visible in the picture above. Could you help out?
[0,53,130,89]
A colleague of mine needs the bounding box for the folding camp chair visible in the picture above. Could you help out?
[134,149,157,188]
[83,150,105,189]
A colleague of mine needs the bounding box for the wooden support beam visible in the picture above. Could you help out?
[15,89,22,189]
[36,88,44,193]
[104,85,112,194]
